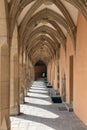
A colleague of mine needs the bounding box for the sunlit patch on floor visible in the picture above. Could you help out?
[11,81,87,130]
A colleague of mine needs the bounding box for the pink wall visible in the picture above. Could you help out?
[74,12,87,125]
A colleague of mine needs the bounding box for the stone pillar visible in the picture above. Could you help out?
[49,63,52,83]
[0,0,10,129]
[47,64,49,81]
[47,62,51,82]
[10,25,20,115]
[54,60,59,91]
[26,59,34,90]
[53,52,59,91]
[25,55,30,93]
[50,61,52,85]
[31,66,34,81]
[19,53,25,104]
[0,44,10,130]
[51,60,55,86]
[22,51,27,97]
[28,66,32,89]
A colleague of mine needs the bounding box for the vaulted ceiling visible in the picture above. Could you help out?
[9,0,87,65]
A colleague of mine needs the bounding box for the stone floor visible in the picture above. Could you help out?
[11,81,87,130]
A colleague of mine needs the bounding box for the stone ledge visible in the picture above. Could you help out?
[63,102,73,112]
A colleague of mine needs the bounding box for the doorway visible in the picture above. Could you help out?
[34,60,47,80]
[62,70,66,102]
[69,56,74,104]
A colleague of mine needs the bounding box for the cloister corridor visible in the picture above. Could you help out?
[10,80,87,130]
[1,0,87,130]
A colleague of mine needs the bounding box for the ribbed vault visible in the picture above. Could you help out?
[9,0,87,64]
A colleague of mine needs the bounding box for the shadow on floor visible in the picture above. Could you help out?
[25,95,50,101]
[11,81,87,130]
[15,112,60,130]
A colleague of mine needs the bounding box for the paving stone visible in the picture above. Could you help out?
[11,81,87,130]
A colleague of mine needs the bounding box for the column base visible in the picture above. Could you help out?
[20,95,25,104]
[20,90,25,104]
[10,105,20,116]
[24,89,27,97]
[0,125,10,130]
[20,99,25,104]
[0,114,11,130]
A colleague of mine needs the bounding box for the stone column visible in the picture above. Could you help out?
[53,60,58,90]
[21,51,28,97]
[51,60,54,86]
[53,52,59,90]
[49,63,52,83]
[0,44,10,130]
[47,62,51,84]
[25,55,30,93]
[26,59,34,89]
[0,0,10,129]
[28,66,32,90]
[19,52,25,104]
[10,25,20,115]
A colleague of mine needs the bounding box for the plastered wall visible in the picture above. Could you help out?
[59,12,87,125]
[74,12,87,125]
